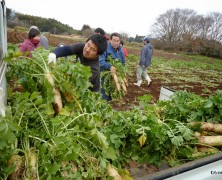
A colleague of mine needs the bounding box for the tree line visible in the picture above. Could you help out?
[150,8,222,59]
[6,8,78,35]
[6,7,222,59]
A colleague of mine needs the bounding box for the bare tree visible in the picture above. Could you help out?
[207,12,222,42]
[152,8,222,43]
[196,15,214,39]
[151,8,197,42]
[150,8,222,58]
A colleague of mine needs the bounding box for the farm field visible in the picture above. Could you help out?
[111,51,222,111]
[7,29,222,111]
[4,29,222,179]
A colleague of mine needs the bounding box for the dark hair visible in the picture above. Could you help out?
[95,27,105,36]
[110,32,121,40]
[120,40,124,46]
[28,28,40,39]
[87,34,107,55]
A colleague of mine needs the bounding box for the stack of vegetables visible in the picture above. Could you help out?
[101,55,129,100]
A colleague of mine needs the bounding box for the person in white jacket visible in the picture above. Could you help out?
[134,36,153,87]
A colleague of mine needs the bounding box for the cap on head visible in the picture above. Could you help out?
[95,27,105,36]
[29,26,39,31]
[143,36,150,43]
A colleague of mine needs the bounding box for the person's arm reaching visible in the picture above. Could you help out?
[48,43,84,64]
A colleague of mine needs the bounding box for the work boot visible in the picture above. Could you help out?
[145,77,152,86]
[147,80,152,86]
[134,80,142,87]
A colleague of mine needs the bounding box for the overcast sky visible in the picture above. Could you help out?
[5,0,222,37]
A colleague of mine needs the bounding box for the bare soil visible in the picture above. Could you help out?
[110,50,222,111]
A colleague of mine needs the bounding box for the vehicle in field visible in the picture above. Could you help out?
[0,0,7,116]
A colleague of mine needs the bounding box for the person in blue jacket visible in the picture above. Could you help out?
[99,32,125,101]
[134,36,153,87]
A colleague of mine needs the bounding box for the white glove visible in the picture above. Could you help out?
[48,53,56,65]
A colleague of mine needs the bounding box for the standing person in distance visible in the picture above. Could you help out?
[48,34,107,92]
[134,36,153,87]
[29,26,49,50]
[99,32,125,101]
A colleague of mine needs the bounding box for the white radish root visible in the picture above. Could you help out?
[8,155,24,180]
[107,164,122,180]
[197,136,222,146]
[189,122,222,134]
[121,79,127,93]
[111,73,121,91]
[45,73,63,113]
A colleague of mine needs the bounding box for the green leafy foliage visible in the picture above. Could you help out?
[162,90,222,123]
[1,45,221,178]
[101,55,130,100]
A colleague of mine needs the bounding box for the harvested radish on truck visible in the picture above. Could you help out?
[107,164,122,180]
[27,151,38,179]
[197,136,222,146]
[189,122,222,134]
[8,154,24,180]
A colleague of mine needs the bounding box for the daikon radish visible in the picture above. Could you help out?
[189,122,222,134]
[8,155,24,180]
[107,164,122,180]
[29,152,37,179]
[45,73,63,113]
[197,136,222,146]
[121,79,127,93]
[111,73,121,91]
[197,146,219,153]
[123,77,128,87]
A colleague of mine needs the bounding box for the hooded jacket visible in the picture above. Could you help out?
[19,39,40,57]
[139,43,153,67]
[40,34,49,50]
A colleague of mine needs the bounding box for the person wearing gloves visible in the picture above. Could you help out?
[99,32,125,101]
[48,34,107,92]
[18,28,41,57]
[134,36,153,87]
